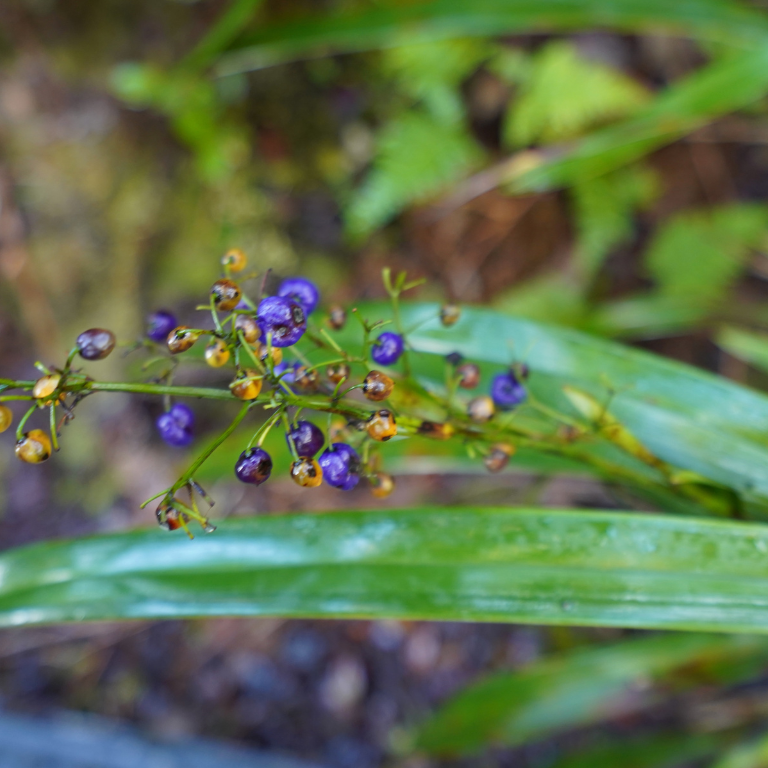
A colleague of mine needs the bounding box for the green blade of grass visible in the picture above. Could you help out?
[6,508,768,630]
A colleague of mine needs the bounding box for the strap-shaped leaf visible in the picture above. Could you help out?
[3,508,768,630]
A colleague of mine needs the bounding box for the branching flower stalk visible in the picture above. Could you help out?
[0,250,737,537]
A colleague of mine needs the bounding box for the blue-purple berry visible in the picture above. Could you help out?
[318,443,361,490]
[278,277,320,316]
[257,296,307,348]
[156,403,195,447]
[235,447,272,485]
[146,310,177,343]
[490,371,526,410]
[286,420,325,458]
[371,332,404,366]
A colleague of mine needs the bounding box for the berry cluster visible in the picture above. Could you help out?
[0,252,531,537]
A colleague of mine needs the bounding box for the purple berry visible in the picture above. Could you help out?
[257,296,307,348]
[371,332,404,366]
[286,420,325,458]
[318,443,361,490]
[146,310,177,343]
[491,372,526,410]
[235,447,272,485]
[156,403,195,447]
[278,277,320,315]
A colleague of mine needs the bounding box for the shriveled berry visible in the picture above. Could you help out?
[286,420,324,458]
[0,405,12,433]
[234,314,260,344]
[211,278,242,311]
[278,277,320,315]
[440,304,461,327]
[290,458,323,487]
[222,248,247,272]
[235,447,272,485]
[33,373,61,402]
[457,363,480,389]
[417,421,454,440]
[293,365,319,393]
[156,403,194,447]
[491,371,526,410]
[76,328,116,361]
[257,296,307,347]
[15,429,52,463]
[371,332,404,366]
[146,310,177,343]
[167,326,200,354]
[327,362,350,384]
[484,443,515,473]
[230,371,262,400]
[328,305,347,330]
[370,472,395,499]
[318,443,361,490]
[205,339,230,368]
[367,409,397,441]
[468,396,495,423]
[363,370,394,402]
[156,501,188,531]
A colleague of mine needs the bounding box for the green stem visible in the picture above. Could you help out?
[87,382,240,400]
[16,404,37,440]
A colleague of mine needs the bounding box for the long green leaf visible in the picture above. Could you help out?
[6,508,768,629]
[413,633,766,754]
[218,0,768,74]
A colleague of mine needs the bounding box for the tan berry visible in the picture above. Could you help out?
[15,429,52,463]
[367,409,397,441]
[293,365,320,393]
[468,396,495,423]
[33,373,61,402]
[222,248,247,273]
[484,443,515,473]
[370,472,395,499]
[417,421,454,440]
[167,326,200,354]
[328,305,347,330]
[254,342,283,365]
[327,362,350,385]
[363,370,394,402]
[290,458,323,487]
[440,304,461,327]
[234,314,260,343]
[211,278,241,311]
[457,363,481,389]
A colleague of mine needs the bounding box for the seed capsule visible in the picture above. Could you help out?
[33,373,61,402]
[222,248,247,273]
[457,363,481,389]
[234,314,260,344]
[367,409,397,441]
[15,429,52,463]
[440,304,461,327]
[0,406,13,433]
[230,371,262,400]
[167,326,200,354]
[417,421,454,440]
[290,458,323,487]
[327,362,350,385]
[76,328,116,361]
[468,396,495,423]
[293,365,320,393]
[362,370,394,401]
[211,278,242,311]
[370,472,395,499]
[156,501,188,531]
[484,443,515,473]
[205,339,230,368]
[328,305,347,331]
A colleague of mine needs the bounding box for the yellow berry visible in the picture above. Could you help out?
[33,373,61,402]
[205,339,230,368]
[290,458,323,487]
[234,314,260,344]
[211,278,241,311]
[468,396,495,423]
[254,342,283,365]
[230,371,263,400]
[0,406,12,433]
[370,472,395,498]
[15,429,52,463]
[222,248,247,273]
[440,304,461,327]
[367,409,397,441]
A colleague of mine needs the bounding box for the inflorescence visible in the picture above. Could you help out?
[0,249,533,537]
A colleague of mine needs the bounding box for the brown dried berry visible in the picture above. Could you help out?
[76,328,116,361]
[293,365,320,392]
[440,304,461,327]
[328,305,347,331]
[167,326,200,354]
[367,409,397,441]
[484,443,515,473]
[290,458,323,487]
[327,362,350,385]
[234,314,260,344]
[457,363,480,389]
[211,278,241,311]
[467,396,495,423]
[363,370,394,402]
